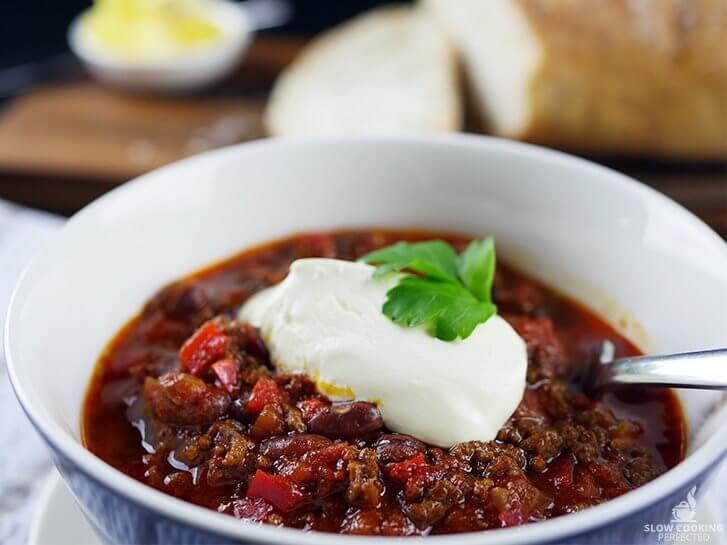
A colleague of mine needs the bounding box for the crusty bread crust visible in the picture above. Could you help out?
[519,0,726,159]
[265,5,462,136]
[425,0,726,159]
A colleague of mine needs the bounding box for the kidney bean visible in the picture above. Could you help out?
[374,434,426,465]
[259,434,332,460]
[143,372,230,426]
[231,323,270,363]
[307,402,383,438]
[147,282,212,323]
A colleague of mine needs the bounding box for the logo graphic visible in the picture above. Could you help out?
[643,485,723,542]
[671,485,697,523]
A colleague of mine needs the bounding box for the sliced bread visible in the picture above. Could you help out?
[423,0,727,159]
[265,5,462,137]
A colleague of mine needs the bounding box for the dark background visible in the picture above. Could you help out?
[0,0,397,68]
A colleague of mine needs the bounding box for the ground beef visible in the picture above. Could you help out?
[450,441,527,475]
[505,314,569,379]
[345,448,384,508]
[206,420,255,486]
[519,429,564,461]
[403,478,461,529]
[145,282,215,327]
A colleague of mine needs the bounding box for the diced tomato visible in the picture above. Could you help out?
[498,503,525,527]
[542,454,574,490]
[221,497,274,522]
[588,460,622,487]
[297,398,328,422]
[284,462,315,485]
[574,463,600,499]
[387,454,428,483]
[247,379,285,414]
[211,358,239,393]
[246,470,302,513]
[179,320,228,376]
[306,442,349,466]
[284,443,350,488]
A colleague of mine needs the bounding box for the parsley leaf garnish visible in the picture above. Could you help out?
[360,237,497,341]
[359,240,458,281]
[457,237,496,303]
[383,277,497,341]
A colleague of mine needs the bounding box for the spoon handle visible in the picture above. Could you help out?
[594,348,727,390]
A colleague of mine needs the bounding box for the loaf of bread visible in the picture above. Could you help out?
[265,5,462,137]
[423,0,727,159]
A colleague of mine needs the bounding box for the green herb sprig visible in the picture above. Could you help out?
[360,238,497,341]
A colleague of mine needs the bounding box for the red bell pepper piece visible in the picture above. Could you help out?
[246,379,284,414]
[211,357,239,393]
[246,470,302,513]
[179,320,228,376]
[387,454,428,483]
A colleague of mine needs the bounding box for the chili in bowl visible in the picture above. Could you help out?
[6,135,727,545]
[83,229,686,535]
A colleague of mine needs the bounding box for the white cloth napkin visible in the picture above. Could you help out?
[0,199,724,544]
[0,200,62,545]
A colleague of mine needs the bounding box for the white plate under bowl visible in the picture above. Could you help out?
[29,472,100,545]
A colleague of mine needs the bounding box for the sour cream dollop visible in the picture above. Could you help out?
[238,258,527,447]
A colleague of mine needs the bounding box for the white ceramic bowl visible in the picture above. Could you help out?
[6,135,727,544]
[68,0,251,93]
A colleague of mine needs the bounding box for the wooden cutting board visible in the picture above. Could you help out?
[0,36,304,181]
[0,34,724,238]
[0,83,266,180]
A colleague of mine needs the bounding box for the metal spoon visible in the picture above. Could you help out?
[587,346,727,392]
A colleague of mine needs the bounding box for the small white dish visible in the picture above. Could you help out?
[67,0,252,93]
